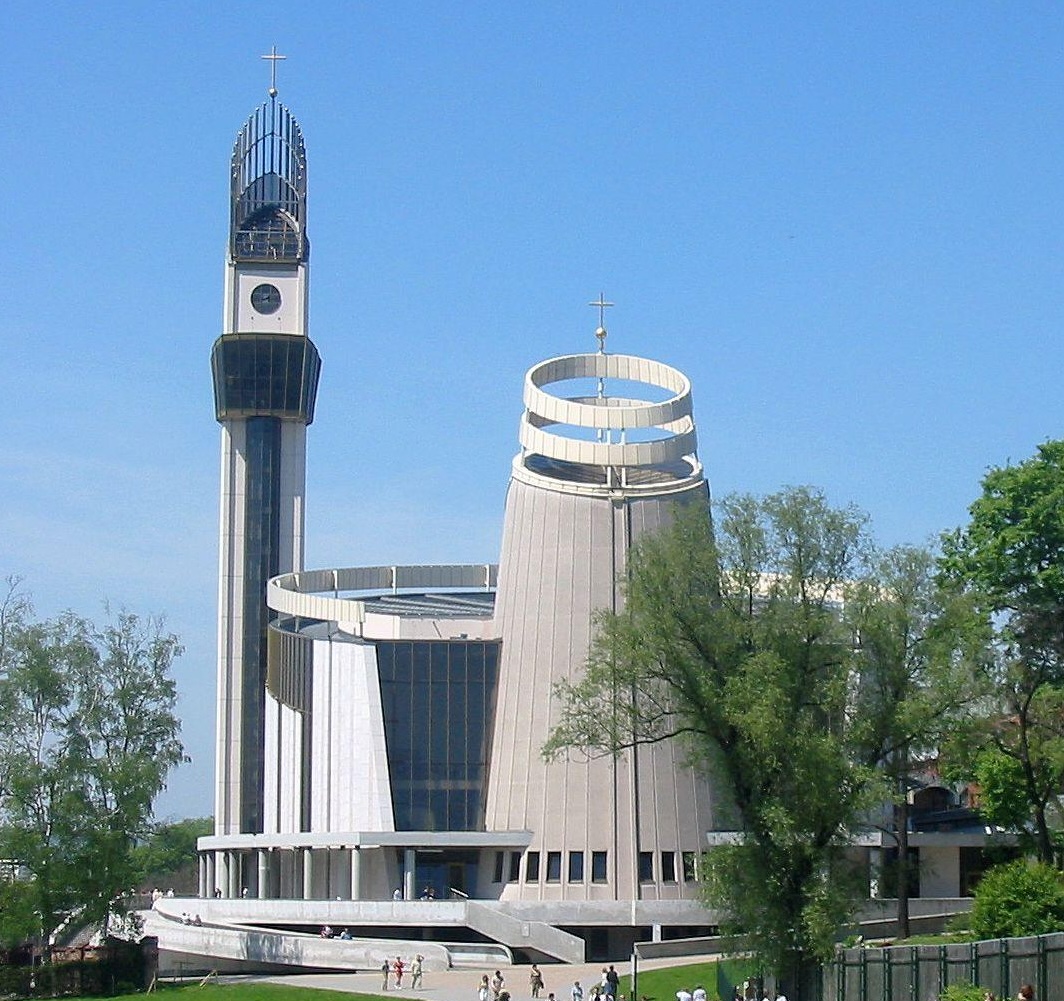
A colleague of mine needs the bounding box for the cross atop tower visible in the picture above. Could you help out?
[589,293,614,353]
[261,46,287,98]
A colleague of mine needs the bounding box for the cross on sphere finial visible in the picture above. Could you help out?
[589,293,614,353]
[261,46,287,98]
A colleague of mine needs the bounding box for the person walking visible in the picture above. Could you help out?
[492,970,505,1001]
[411,954,423,989]
[394,956,405,988]
[530,964,544,999]
[479,975,490,1001]
[381,960,390,991]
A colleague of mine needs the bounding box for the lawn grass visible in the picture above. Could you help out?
[147,984,385,1001]
[617,959,757,1001]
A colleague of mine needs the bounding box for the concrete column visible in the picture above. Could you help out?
[869,848,883,899]
[303,848,314,900]
[216,851,229,897]
[258,850,269,899]
[206,853,216,898]
[197,855,206,898]
[228,851,241,899]
[350,847,362,900]
[282,849,294,898]
[403,849,416,900]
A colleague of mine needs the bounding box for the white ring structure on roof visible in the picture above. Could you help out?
[517,352,702,491]
[266,563,497,632]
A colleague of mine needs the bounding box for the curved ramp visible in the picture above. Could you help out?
[144,909,452,975]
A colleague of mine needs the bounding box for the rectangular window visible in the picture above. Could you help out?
[493,851,504,883]
[591,851,608,883]
[546,851,562,882]
[682,851,698,882]
[661,851,676,883]
[526,851,540,882]
[568,851,585,882]
[509,851,521,883]
[638,851,654,882]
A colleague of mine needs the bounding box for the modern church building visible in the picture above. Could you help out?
[151,80,986,972]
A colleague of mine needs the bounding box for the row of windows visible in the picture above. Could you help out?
[492,850,702,885]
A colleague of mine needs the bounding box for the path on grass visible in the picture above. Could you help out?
[256,955,719,1001]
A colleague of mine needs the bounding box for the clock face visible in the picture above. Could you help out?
[250,283,282,315]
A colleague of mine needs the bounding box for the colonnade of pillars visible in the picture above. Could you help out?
[196,847,419,901]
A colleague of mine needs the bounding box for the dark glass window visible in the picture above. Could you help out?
[526,851,540,882]
[682,852,698,882]
[546,852,562,882]
[238,416,282,834]
[377,640,500,831]
[568,851,584,883]
[661,851,676,883]
[493,852,504,884]
[638,852,654,882]
[591,851,607,883]
[212,334,321,423]
[509,852,521,883]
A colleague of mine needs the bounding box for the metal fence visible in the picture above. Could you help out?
[820,932,1064,1001]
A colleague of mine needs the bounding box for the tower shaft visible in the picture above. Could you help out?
[212,98,320,837]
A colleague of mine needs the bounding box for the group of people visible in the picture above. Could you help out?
[478,969,510,1001]
[381,954,425,990]
[729,984,784,1001]
[563,965,621,1001]
[987,988,1037,1001]
[391,885,441,901]
[676,987,709,1001]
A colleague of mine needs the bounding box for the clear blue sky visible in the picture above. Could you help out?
[4,2,1064,819]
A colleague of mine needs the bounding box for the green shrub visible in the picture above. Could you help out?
[938,984,985,1001]
[970,858,1064,939]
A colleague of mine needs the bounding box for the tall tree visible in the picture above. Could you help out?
[845,544,984,938]
[544,488,877,988]
[0,595,185,955]
[940,439,1064,863]
[133,816,213,893]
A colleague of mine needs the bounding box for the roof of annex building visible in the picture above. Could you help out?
[267,564,498,634]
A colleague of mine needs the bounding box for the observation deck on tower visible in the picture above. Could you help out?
[230,100,308,263]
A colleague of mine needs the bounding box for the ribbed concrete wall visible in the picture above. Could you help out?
[485,471,720,901]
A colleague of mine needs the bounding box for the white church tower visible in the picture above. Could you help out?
[211,59,321,846]
[485,306,720,902]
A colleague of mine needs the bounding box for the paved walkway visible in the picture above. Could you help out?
[256,955,718,1001]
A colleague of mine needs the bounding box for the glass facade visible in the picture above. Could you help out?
[568,851,584,882]
[638,851,654,882]
[240,416,282,834]
[591,851,607,883]
[546,852,561,882]
[376,640,499,831]
[682,851,698,882]
[212,334,321,423]
[661,851,676,882]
